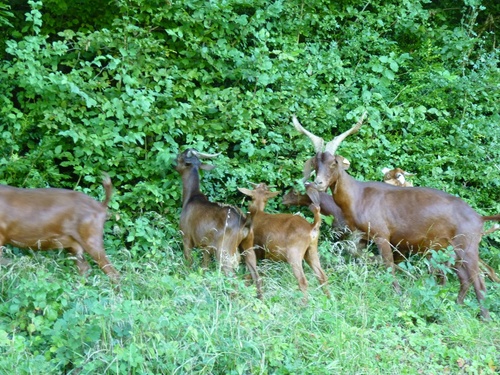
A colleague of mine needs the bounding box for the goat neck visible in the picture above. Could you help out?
[180,166,207,208]
[175,149,215,208]
[248,198,266,214]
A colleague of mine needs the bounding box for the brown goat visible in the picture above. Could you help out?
[174,148,262,298]
[0,174,119,282]
[382,167,499,283]
[238,183,329,299]
[292,113,500,319]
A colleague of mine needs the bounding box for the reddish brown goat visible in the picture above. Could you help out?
[0,174,119,282]
[382,167,499,283]
[174,149,262,298]
[238,183,329,299]
[292,113,500,319]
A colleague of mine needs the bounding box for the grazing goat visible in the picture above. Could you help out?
[382,167,414,187]
[0,174,119,282]
[282,188,347,231]
[174,148,262,298]
[292,113,500,319]
[238,183,329,299]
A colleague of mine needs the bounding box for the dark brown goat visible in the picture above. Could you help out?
[292,113,500,319]
[0,174,119,282]
[238,183,329,299]
[282,188,347,231]
[174,149,262,298]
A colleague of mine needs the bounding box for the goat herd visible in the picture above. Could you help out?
[0,114,499,320]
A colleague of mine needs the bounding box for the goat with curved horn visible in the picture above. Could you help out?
[292,111,498,320]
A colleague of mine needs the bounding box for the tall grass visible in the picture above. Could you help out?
[0,241,499,374]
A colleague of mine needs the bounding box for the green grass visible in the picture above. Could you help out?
[0,242,499,375]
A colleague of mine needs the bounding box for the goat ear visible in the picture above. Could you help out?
[302,158,315,181]
[266,191,281,199]
[338,156,351,170]
[200,163,216,171]
[237,187,254,197]
[305,185,320,207]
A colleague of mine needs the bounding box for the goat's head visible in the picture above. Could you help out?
[381,167,415,187]
[292,113,366,191]
[281,188,301,206]
[238,183,280,212]
[174,148,220,173]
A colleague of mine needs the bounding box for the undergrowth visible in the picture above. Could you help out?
[0,237,499,375]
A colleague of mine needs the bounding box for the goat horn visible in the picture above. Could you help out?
[191,150,221,159]
[292,115,325,153]
[324,111,367,155]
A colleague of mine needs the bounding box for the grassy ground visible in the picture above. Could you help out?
[0,239,499,375]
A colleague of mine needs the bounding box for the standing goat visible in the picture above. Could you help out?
[0,174,119,282]
[174,148,262,298]
[292,113,500,319]
[382,167,499,283]
[238,183,329,299]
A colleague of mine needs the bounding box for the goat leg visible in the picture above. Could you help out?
[375,237,401,294]
[304,248,330,298]
[242,248,262,299]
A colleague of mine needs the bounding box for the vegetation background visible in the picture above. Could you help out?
[0,0,499,373]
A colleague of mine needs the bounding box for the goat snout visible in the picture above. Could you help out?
[313,180,328,192]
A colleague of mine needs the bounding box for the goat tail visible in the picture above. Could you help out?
[310,203,322,230]
[101,172,113,208]
[305,183,322,231]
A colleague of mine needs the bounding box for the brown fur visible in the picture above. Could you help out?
[382,168,414,187]
[238,183,329,299]
[174,149,262,298]
[314,152,499,320]
[0,174,119,282]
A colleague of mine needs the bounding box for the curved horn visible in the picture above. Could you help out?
[191,150,221,159]
[292,115,324,153]
[324,111,367,155]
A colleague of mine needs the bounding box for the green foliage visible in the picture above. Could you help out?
[1,253,499,374]
[0,2,13,28]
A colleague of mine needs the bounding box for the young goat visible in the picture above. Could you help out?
[238,183,329,299]
[293,113,500,319]
[174,149,262,298]
[0,174,119,282]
